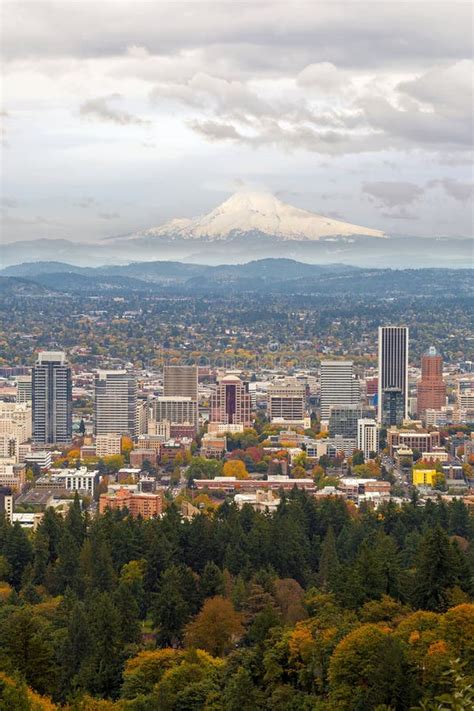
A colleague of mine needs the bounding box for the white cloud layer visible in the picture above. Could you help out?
[1,1,473,241]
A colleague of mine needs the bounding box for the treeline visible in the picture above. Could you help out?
[0,492,473,709]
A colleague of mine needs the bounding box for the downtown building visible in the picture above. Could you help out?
[357,419,379,459]
[210,373,252,429]
[320,361,360,421]
[32,351,72,445]
[378,326,409,426]
[94,370,137,437]
[417,347,446,419]
[267,379,307,425]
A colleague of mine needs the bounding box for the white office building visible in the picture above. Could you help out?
[320,361,360,420]
[357,419,379,459]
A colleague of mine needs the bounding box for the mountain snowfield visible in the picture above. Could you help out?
[133,191,386,241]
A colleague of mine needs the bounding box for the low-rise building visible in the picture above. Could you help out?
[201,433,226,459]
[387,428,440,457]
[412,469,437,487]
[195,475,316,493]
[234,489,280,512]
[96,433,122,458]
[24,450,52,470]
[99,487,163,519]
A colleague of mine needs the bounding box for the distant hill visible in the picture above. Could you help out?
[1,259,472,298]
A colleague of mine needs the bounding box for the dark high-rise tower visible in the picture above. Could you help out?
[378,326,409,425]
[32,351,72,444]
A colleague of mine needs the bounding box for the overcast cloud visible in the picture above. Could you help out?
[1,0,473,242]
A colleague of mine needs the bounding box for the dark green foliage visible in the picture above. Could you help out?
[0,491,472,707]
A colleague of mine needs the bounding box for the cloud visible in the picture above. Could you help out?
[427,178,474,202]
[296,62,349,90]
[79,94,148,125]
[98,211,120,220]
[381,207,418,220]
[362,181,424,208]
[1,197,19,208]
[188,120,242,141]
[75,197,99,208]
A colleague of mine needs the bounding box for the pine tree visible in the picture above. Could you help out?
[317,525,340,591]
[59,599,91,700]
[412,525,460,611]
[81,592,124,698]
[4,522,33,589]
[199,561,224,599]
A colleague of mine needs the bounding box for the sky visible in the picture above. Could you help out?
[1,0,473,244]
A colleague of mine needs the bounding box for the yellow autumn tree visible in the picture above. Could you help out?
[222,459,249,479]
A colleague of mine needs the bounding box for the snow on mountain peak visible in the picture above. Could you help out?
[136,190,385,241]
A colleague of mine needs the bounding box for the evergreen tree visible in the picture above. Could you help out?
[3,522,33,589]
[59,600,91,700]
[199,560,224,599]
[412,525,461,611]
[81,592,124,698]
[317,525,340,591]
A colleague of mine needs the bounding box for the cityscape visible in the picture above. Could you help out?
[1,1,473,710]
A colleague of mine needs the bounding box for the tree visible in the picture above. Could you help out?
[199,561,224,599]
[0,607,56,696]
[81,592,124,699]
[328,624,416,710]
[3,522,33,589]
[352,450,364,466]
[412,526,465,611]
[317,526,340,592]
[58,599,91,699]
[223,460,249,479]
[121,649,183,699]
[184,596,244,657]
[153,565,197,646]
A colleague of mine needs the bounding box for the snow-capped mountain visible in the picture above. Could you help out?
[132,191,385,242]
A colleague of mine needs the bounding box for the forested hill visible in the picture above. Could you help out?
[0,492,473,709]
[1,259,472,296]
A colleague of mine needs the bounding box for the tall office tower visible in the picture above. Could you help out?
[357,419,379,459]
[163,365,198,423]
[417,347,446,419]
[378,326,409,425]
[164,365,198,399]
[16,375,32,403]
[320,361,360,420]
[94,370,137,437]
[210,374,252,427]
[32,351,72,444]
[267,380,306,422]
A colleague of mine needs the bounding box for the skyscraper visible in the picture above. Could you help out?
[163,365,198,424]
[378,326,409,425]
[320,361,360,421]
[417,347,446,418]
[267,380,306,422]
[163,365,198,400]
[94,370,137,437]
[210,374,251,428]
[32,351,72,444]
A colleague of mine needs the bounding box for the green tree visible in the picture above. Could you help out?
[412,526,465,611]
[3,522,33,589]
[317,525,340,592]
